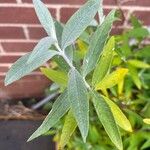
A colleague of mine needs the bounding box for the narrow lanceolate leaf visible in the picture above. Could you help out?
[28,91,70,141]
[33,0,57,40]
[128,59,150,69]
[59,110,77,149]
[128,64,142,89]
[68,68,89,142]
[92,91,123,150]
[92,36,115,86]
[143,118,150,125]
[83,10,117,77]
[95,68,128,90]
[27,36,56,63]
[40,67,68,86]
[61,0,100,50]
[102,95,133,132]
[5,50,58,85]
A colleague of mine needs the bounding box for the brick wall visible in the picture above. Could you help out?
[0,0,150,99]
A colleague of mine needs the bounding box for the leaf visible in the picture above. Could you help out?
[27,36,56,63]
[82,10,117,77]
[102,95,133,132]
[127,27,149,38]
[61,0,100,50]
[40,67,68,86]
[141,139,150,149]
[143,118,150,125]
[92,36,115,86]
[92,91,123,150]
[59,110,77,149]
[128,64,142,89]
[5,50,58,85]
[95,68,128,90]
[33,0,57,40]
[68,68,89,142]
[128,59,150,69]
[28,90,70,141]
[135,46,150,58]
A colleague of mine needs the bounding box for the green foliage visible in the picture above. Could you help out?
[92,91,123,150]
[5,0,150,149]
[68,68,89,142]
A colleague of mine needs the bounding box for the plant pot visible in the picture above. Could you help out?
[0,119,55,150]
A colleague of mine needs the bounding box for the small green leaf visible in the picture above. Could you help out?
[83,10,117,77]
[40,67,68,86]
[59,110,77,149]
[5,50,58,85]
[128,59,150,69]
[127,27,149,38]
[128,64,142,89]
[27,36,56,63]
[143,118,150,125]
[28,90,70,141]
[102,95,133,132]
[92,91,123,150]
[135,46,150,58]
[141,139,150,149]
[92,36,115,86]
[33,0,57,40]
[95,68,128,90]
[68,68,89,142]
[61,0,100,50]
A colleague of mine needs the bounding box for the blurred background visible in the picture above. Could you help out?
[0,0,150,100]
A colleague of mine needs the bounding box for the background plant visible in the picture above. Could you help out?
[5,0,150,150]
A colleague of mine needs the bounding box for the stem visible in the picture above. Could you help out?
[55,43,91,89]
[55,43,75,69]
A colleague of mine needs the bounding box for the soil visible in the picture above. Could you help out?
[0,99,45,120]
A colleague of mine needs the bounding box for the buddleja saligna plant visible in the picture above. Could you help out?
[5,0,133,149]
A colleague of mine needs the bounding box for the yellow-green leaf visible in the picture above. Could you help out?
[92,91,123,150]
[92,36,115,86]
[128,59,150,69]
[40,67,68,86]
[59,110,77,149]
[118,79,124,95]
[102,95,133,132]
[95,68,128,90]
[143,118,150,125]
[128,64,142,89]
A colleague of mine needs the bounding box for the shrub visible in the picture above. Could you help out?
[5,0,150,149]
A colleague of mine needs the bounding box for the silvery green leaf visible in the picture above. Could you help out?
[54,20,64,46]
[27,36,56,63]
[61,0,100,50]
[28,90,70,141]
[82,10,116,77]
[92,91,123,150]
[68,68,89,142]
[33,0,57,40]
[5,50,58,85]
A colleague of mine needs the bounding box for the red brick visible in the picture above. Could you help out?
[2,42,37,52]
[121,0,150,7]
[0,55,21,63]
[0,0,16,3]
[111,27,123,35]
[28,27,47,39]
[22,0,85,5]
[132,11,150,25]
[0,74,50,99]
[60,8,78,23]
[0,27,25,39]
[0,66,9,73]
[0,7,56,24]
[22,0,150,6]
